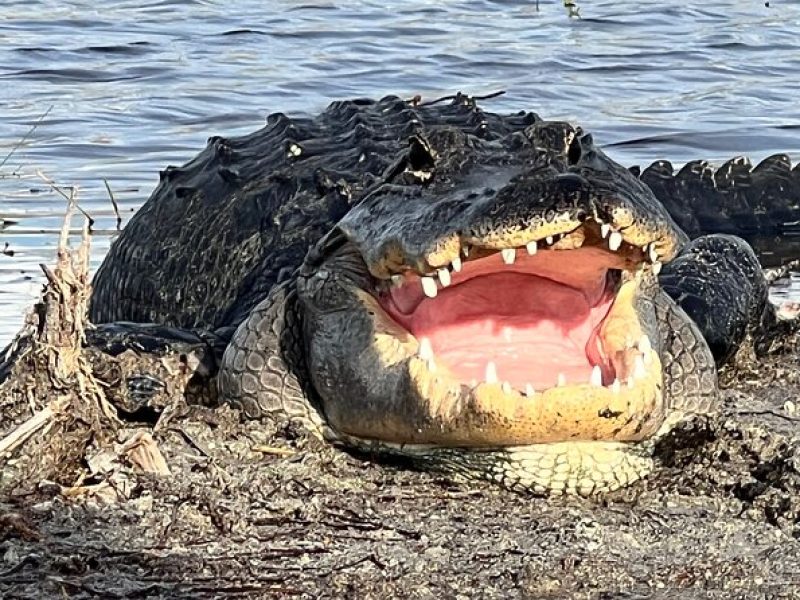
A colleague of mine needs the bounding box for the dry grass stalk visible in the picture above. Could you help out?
[33,179,117,424]
[252,445,297,457]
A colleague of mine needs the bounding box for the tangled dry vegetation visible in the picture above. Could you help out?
[2,206,800,598]
[0,193,170,498]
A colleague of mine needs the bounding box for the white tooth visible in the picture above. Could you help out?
[391,274,403,287]
[557,373,566,387]
[418,337,434,361]
[648,244,659,263]
[462,246,470,258]
[546,236,554,245]
[501,381,512,394]
[526,240,538,255]
[421,276,438,298]
[485,361,498,384]
[590,365,603,387]
[451,256,462,272]
[601,223,611,238]
[437,268,451,287]
[501,248,516,265]
[427,359,436,372]
[639,334,652,355]
[634,355,647,379]
[627,377,635,389]
[526,383,535,397]
[608,231,623,251]
[652,261,662,275]
[611,378,621,394]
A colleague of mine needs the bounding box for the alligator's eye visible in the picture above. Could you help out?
[407,135,436,171]
[567,134,583,165]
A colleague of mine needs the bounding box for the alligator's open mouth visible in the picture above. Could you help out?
[358,219,668,446]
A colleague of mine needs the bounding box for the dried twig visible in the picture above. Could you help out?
[764,258,800,285]
[36,171,94,229]
[0,397,69,456]
[103,178,122,231]
[252,445,297,457]
[170,426,211,458]
[735,408,800,422]
[0,104,53,173]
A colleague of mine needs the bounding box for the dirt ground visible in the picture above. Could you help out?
[0,388,799,599]
[1,232,800,598]
[1,350,799,598]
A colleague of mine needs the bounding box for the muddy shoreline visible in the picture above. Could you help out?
[2,387,800,598]
[2,225,800,598]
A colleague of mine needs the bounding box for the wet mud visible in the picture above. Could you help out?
[1,231,800,599]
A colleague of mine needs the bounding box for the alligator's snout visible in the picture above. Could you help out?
[337,126,686,282]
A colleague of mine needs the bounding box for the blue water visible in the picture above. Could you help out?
[2,0,800,343]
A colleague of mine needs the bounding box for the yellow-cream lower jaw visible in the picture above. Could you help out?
[353,271,665,448]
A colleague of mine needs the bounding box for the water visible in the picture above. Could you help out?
[2,0,800,344]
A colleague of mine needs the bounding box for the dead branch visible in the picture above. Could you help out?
[0,397,69,456]
[103,178,122,231]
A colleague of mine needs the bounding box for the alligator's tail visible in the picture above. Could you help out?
[632,154,800,240]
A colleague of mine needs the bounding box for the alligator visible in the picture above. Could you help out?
[16,94,798,495]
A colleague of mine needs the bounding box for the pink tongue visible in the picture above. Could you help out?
[385,272,612,391]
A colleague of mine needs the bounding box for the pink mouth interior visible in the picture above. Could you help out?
[379,248,617,391]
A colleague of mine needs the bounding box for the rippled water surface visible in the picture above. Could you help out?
[2,0,800,343]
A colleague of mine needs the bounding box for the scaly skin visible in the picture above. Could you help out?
[640,154,800,239]
[216,99,722,494]
[81,95,788,495]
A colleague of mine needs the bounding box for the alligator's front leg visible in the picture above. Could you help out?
[218,280,328,438]
[0,321,227,416]
[658,234,775,366]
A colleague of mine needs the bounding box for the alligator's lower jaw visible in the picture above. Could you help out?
[362,245,665,447]
[402,347,664,446]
